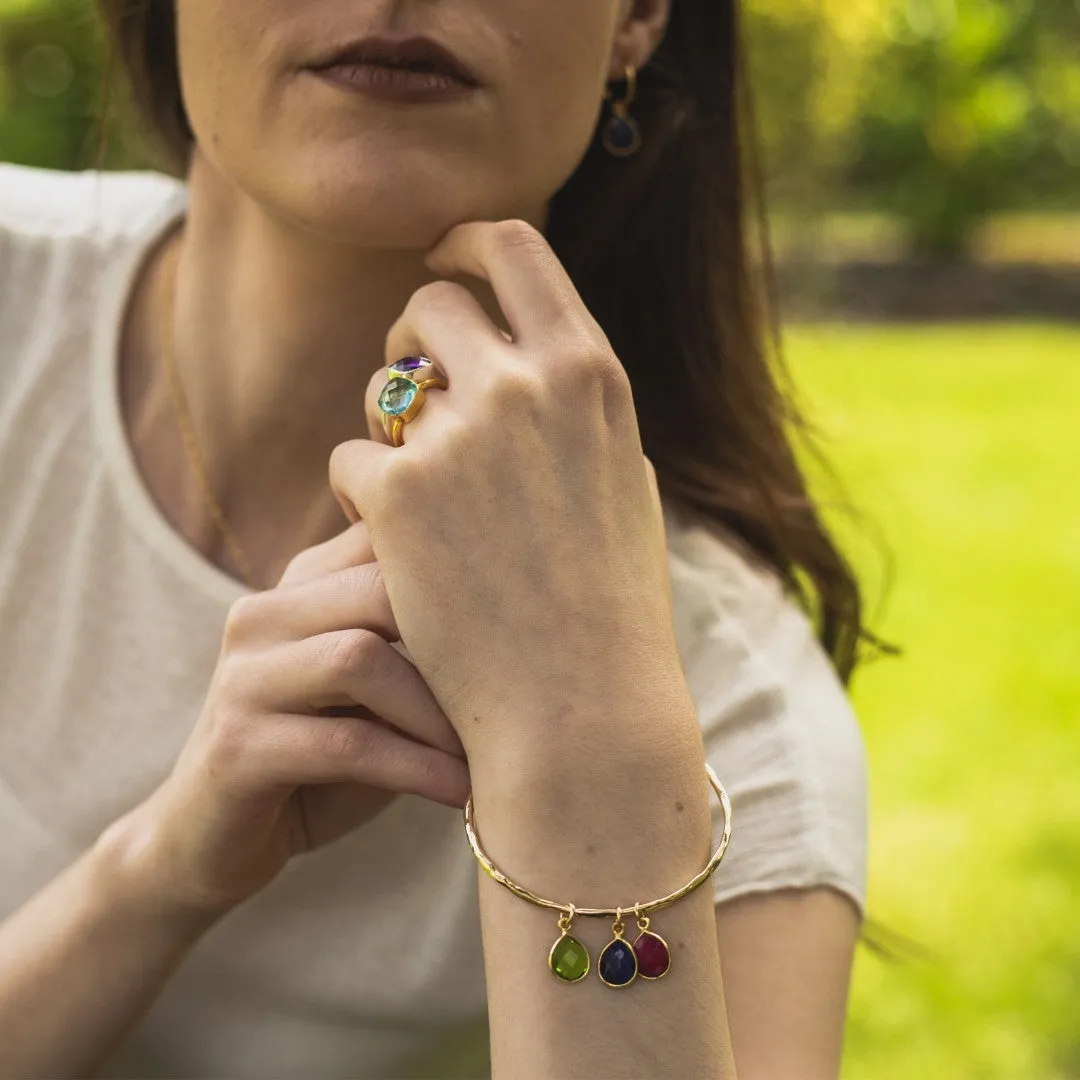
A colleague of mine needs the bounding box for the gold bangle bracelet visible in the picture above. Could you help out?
[462,762,732,988]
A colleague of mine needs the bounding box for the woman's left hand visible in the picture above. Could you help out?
[329,220,687,770]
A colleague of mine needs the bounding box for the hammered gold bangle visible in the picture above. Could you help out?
[463,762,732,989]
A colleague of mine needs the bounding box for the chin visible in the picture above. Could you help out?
[262,136,517,250]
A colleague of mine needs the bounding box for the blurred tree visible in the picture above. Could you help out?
[0,0,145,170]
[845,0,1080,257]
[746,0,894,209]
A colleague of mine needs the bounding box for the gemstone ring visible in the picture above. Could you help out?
[378,356,449,447]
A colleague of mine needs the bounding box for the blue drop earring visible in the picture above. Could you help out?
[602,65,642,157]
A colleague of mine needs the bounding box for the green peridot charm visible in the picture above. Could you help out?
[549,910,589,982]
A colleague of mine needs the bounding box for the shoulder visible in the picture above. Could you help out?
[0,164,186,309]
[0,163,186,246]
[0,164,186,367]
[663,501,869,919]
[0,165,186,416]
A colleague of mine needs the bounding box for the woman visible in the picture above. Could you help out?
[0,1,870,1077]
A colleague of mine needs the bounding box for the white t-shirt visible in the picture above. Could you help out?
[0,162,869,1080]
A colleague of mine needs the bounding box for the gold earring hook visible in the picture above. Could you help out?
[621,65,638,110]
[604,64,638,108]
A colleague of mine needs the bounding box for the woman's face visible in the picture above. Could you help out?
[175,0,670,247]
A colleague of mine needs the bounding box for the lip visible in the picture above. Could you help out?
[307,34,481,89]
[309,62,479,104]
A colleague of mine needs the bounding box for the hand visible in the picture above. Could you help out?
[329,220,681,769]
[104,522,470,916]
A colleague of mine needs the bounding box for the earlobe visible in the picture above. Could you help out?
[609,0,673,78]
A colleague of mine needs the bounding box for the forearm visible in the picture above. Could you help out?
[470,696,737,1080]
[0,814,219,1079]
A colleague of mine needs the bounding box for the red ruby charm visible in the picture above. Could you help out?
[632,930,671,979]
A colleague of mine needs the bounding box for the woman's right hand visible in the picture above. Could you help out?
[103,521,469,917]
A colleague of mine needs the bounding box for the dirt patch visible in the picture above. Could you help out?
[777,262,1080,322]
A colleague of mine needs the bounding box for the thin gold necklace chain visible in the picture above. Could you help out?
[160,233,262,591]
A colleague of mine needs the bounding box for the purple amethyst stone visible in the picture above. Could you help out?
[390,356,432,376]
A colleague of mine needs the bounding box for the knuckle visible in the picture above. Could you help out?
[596,354,633,405]
[321,718,374,762]
[572,338,622,383]
[411,278,467,314]
[491,218,546,256]
[484,367,545,412]
[378,454,427,509]
[561,341,632,408]
[321,628,382,681]
[328,441,360,491]
[343,559,384,598]
[405,753,445,798]
[279,548,315,586]
[222,594,266,649]
[344,520,374,562]
[341,564,396,635]
[212,653,255,705]
[206,704,254,771]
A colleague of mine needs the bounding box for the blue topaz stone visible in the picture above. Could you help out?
[598,938,638,987]
[378,377,417,417]
[389,355,432,376]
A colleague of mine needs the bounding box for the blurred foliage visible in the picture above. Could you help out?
[845,0,1080,256]
[746,0,1080,256]
[0,0,149,172]
[1,0,1079,248]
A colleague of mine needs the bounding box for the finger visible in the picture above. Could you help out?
[366,281,504,449]
[424,220,589,347]
[229,563,398,646]
[277,521,375,588]
[383,280,504,390]
[244,629,465,758]
[328,437,393,526]
[241,713,471,808]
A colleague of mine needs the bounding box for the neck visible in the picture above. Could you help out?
[125,151,521,586]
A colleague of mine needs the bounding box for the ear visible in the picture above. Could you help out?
[608,0,672,79]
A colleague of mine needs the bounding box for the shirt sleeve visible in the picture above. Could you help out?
[666,525,870,919]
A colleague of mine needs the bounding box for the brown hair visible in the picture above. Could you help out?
[94,0,890,686]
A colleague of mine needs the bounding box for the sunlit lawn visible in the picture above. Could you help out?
[784,324,1080,1080]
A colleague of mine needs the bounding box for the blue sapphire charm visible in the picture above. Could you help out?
[602,114,641,157]
[598,912,639,988]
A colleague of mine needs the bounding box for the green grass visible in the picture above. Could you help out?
[783,324,1080,1080]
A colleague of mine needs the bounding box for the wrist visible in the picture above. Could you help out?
[467,710,713,906]
[92,803,230,939]
[466,661,703,774]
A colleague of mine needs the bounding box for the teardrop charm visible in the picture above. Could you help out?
[632,930,671,979]
[549,932,589,982]
[601,114,642,157]
[598,912,638,988]
[598,938,638,987]
[548,908,589,982]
